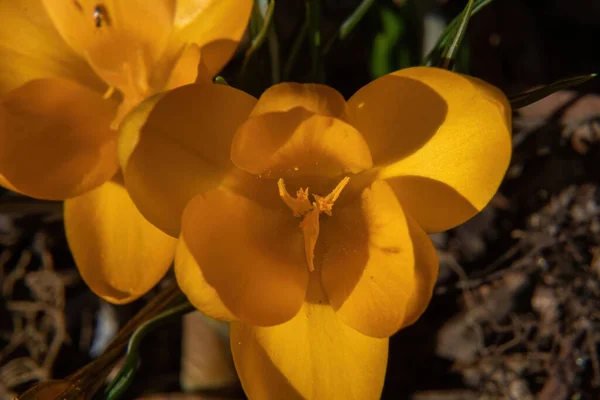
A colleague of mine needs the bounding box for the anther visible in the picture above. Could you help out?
[277,179,312,217]
[278,177,350,272]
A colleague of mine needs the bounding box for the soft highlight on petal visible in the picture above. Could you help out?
[231,275,388,400]
[175,0,253,75]
[320,180,418,338]
[231,109,373,179]
[41,0,173,61]
[349,67,511,232]
[0,78,118,200]
[249,83,348,119]
[120,83,257,236]
[175,237,237,322]
[0,0,102,94]
[64,180,177,304]
[181,189,308,326]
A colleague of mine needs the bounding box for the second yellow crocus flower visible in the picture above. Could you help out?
[0,0,252,303]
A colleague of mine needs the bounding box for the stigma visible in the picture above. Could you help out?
[278,177,350,272]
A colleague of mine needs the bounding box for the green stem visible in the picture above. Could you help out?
[440,0,475,69]
[241,0,276,71]
[249,2,261,37]
[324,0,375,54]
[422,0,492,66]
[105,301,195,400]
[18,282,184,400]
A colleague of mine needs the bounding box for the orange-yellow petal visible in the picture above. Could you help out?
[164,44,212,90]
[347,68,448,166]
[64,180,177,304]
[384,176,479,235]
[320,180,435,338]
[41,0,173,61]
[40,0,179,106]
[231,109,373,179]
[230,275,388,400]
[174,237,237,322]
[119,83,257,237]
[403,212,440,326]
[347,67,511,232]
[0,78,118,200]
[0,0,102,94]
[249,83,348,119]
[175,0,253,76]
[181,189,308,326]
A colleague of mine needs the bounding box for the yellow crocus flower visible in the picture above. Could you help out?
[118,66,512,399]
[0,0,253,303]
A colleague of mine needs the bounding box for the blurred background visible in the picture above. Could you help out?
[1,0,600,399]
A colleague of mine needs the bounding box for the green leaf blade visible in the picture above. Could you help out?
[509,73,597,109]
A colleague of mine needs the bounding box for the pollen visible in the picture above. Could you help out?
[278,177,350,272]
[277,179,311,217]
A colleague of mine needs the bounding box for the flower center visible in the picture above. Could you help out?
[90,41,152,129]
[83,8,159,129]
[278,177,350,272]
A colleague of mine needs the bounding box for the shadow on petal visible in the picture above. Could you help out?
[319,184,440,334]
[348,75,448,166]
[200,39,239,76]
[316,196,369,306]
[402,213,439,327]
[385,175,479,233]
[181,189,308,326]
[121,83,256,236]
[366,68,511,230]
[319,180,418,338]
[231,108,372,179]
[0,78,118,200]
